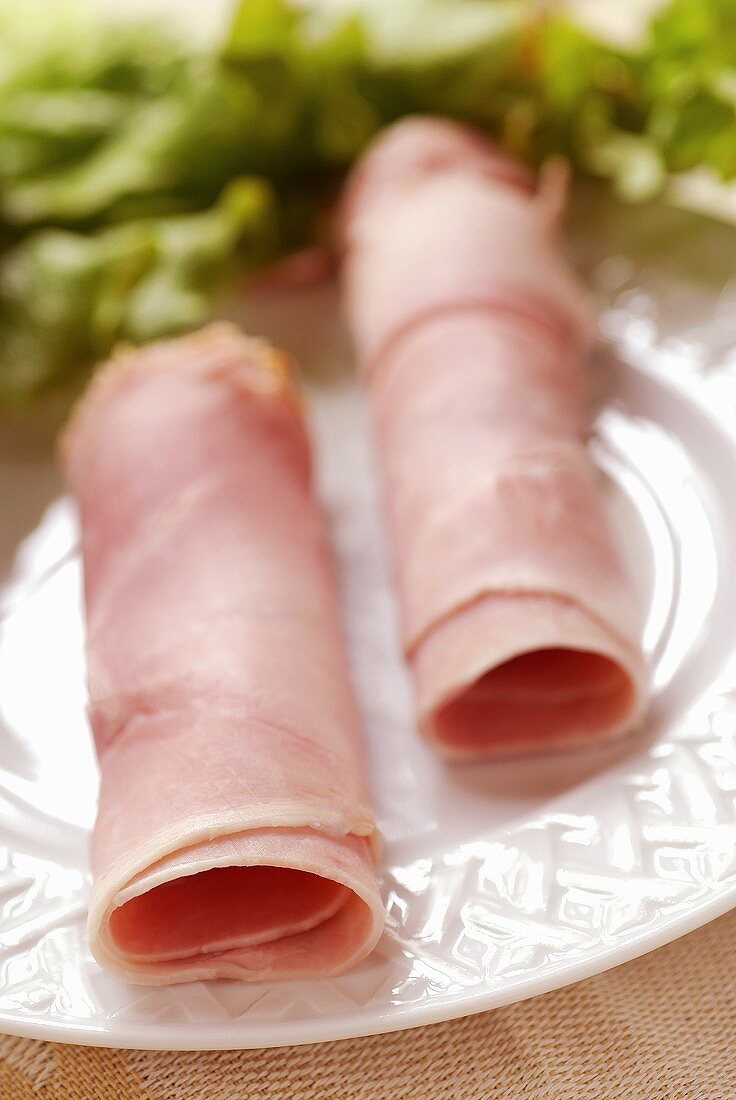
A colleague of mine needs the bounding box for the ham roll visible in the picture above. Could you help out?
[340,117,647,759]
[62,325,383,984]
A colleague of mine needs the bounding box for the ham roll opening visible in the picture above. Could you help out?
[340,117,647,759]
[62,325,383,984]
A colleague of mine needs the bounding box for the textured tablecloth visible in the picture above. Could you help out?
[2,906,734,1100]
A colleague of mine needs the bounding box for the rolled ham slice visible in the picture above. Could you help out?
[340,117,647,759]
[62,324,383,984]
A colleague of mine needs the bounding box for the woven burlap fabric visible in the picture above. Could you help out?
[2,909,734,1100]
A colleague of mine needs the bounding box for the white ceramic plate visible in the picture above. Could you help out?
[1,195,736,1050]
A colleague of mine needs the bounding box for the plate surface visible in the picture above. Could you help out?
[1,196,736,1049]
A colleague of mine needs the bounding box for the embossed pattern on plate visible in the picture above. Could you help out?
[1,194,736,1048]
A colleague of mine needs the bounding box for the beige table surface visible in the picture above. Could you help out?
[2,905,735,1099]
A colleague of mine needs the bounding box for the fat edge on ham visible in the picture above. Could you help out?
[340,117,648,759]
[61,325,383,984]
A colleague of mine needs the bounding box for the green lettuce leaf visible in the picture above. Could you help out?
[0,0,734,408]
[0,177,274,406]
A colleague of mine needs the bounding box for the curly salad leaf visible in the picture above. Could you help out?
[0,0,734,406]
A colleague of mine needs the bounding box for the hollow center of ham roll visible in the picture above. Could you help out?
[109,866,350,963]
[433,647,636,755]
[412,592,644,758]
[92,824,382,984]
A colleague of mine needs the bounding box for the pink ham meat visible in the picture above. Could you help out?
[340,118,647,759]
[62,325,383,984]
